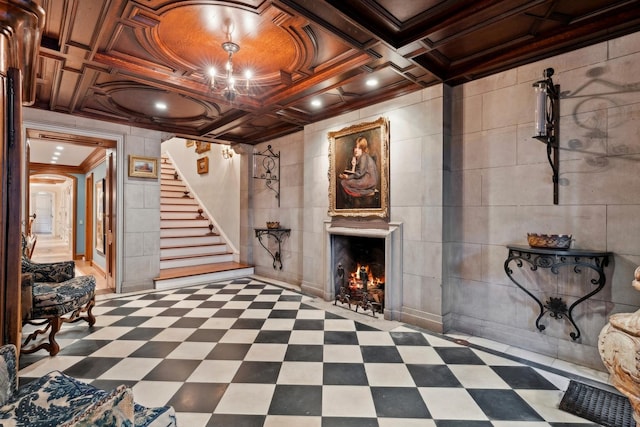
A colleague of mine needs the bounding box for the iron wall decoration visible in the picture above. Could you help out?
[253,145,280,206]
[328,117,390,219]
[532,68,560,204]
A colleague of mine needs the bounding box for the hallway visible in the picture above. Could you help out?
[30,234,112,294]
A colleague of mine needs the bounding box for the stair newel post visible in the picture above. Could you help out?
[207,224,215,235]
[196,209,205,219]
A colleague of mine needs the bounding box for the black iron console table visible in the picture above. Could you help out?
[504,245,611,341]
[255,228,291,270]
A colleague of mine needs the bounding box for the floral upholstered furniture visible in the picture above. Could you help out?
[0,344,178,426]
[21,255,96,356]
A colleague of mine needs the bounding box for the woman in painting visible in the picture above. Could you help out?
[339,136,378,198]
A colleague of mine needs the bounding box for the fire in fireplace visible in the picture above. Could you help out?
[333,235,385,315]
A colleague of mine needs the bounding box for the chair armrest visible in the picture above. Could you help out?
[0,345,18,406]
[21,273,33,321]
[22,258,75,283]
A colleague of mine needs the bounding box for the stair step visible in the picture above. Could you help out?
[161,205,203,213]
[161,211,207,220]
[160,227,216,238]
[162,218,210,228]
[161,235,223,247]
[160,253,234,269]
[161,244,228,258]
[161,197,198,205]
[154,263,254,290]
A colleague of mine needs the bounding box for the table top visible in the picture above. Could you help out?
[507,244,611,257]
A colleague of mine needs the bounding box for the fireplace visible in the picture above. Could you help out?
[324,221,403,320]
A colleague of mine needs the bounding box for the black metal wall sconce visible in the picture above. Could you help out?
[532,68,560,205]
[253,144,280,206]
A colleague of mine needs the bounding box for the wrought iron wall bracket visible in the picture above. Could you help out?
[504,245,611,341]
[255,228,290,270]
[253,145,280,207]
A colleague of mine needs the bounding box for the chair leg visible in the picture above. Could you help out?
[21,317,62,356]
[62,295,96,327]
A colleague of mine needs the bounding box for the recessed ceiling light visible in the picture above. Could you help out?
[53,151,61,156]
[52,156,59,160]
[56,146,64,150]
[155,102,167,110]
[366,78,379,87]
[50,160,57,164]
[311,99,322,107]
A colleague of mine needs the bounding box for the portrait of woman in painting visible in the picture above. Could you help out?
[338,136,379,203]
[328,117,389,218]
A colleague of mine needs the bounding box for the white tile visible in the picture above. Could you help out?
[18,356,85,377]
[186,360,242,383]
[263,415,322,427]
[200,317,237,329]
[167,342,216,359]
[322,386,376,417]
[356,331,395,346]
[261,319,296,330]
[244,343,288,361]
[397,346,444,364]
[151,328,196,342]
[289,330,325,345]
[218,329,260,343]
[323,319,357,331]
[99,357,162,381]
[132,380,183,407]
[323,345,364,363]
[84,326,133,340]
[516,389,588,423]
[419,388,488,420]
[90,340,145,357]
[214,383,275,414]
[294,310,326,320]
[139,316,181,328]
[378,419,436,427]
[365,363,415,386]
[277,362,324,385]
[173,412,212,427]
[240,309,272,319]
[448,365,511,389]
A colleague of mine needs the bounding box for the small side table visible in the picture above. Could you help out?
[504,245,611,341]
[254,228,291,270]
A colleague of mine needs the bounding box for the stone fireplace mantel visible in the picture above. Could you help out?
[323,220,403,321]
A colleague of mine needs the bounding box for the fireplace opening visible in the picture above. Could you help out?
[332,235,385,315]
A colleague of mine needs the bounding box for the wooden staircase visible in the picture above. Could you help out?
[154,155,253,289]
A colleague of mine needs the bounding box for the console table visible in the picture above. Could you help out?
[254,228,290,270]
[504,245,611,341]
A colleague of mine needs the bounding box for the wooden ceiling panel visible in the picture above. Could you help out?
[27,0,640,145]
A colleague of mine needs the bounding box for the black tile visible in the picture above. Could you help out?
[172,288,199,294]
[390,331,430,346]
[90,379,137,392]
[244,284,265,289]
[261,289,283,295]
[269,385,322,415]
[323,363,368,385]
[248,301,276,310]
[198,300,227,309]
[186,329,227,342]
[407,364,462,387]
[206,414,265,427]
[204,284,226,289]
[158,308,193,317]
[322,418,378,427]
[491,366,558,390]
[231,294,257,301]
[213,309,245,318]
[206,343,251,360]
[143,359,201,381]
[231,279,252,284]
[138,293,167,300]
[185,294,213,300]
[434,347,485,365]
[168,382,228,413]
[371,387,430,418]
[435,421,493,427]
[231,318,266,329]
[218,289,240,294]
[58,339,111,357]
[255,330,291,343]
[64,357,120,378]
[285,345,323,362]
[118,327,163,341]
[468,389,544,421]
[268,310,298,318]
[361,346,403,363]
[299,303,317,310]
[355,322,380,332]
[279,295,302,301]
[232,361,281,383]
[293,319,324,330]
[148,300,179,307]
[325,312,345,319]
[170,317,209,328]
[129,341,180,358]
[324,331,358,345]
[102,307,141,316]
[97,299,133,306]
[110,316,152,327]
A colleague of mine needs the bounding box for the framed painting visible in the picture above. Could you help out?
[197,156,209,174]
[195,141,211,154]
[328,117,390,218]
[129,155,158,178]
[95,179,105,255]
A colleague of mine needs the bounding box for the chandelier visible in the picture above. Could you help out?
[208,36,252,102]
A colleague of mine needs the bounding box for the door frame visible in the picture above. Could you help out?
[22,121,123,293]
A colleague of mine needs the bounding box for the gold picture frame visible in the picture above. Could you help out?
[95,179,105,255]
[197,156,209,174]
[328,117,390,218]
[195,141,211,154]
[128,155,158,179]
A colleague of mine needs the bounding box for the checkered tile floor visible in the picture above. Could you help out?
[19,277,603,426]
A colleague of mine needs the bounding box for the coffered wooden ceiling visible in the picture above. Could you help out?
[31,0,640,145]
